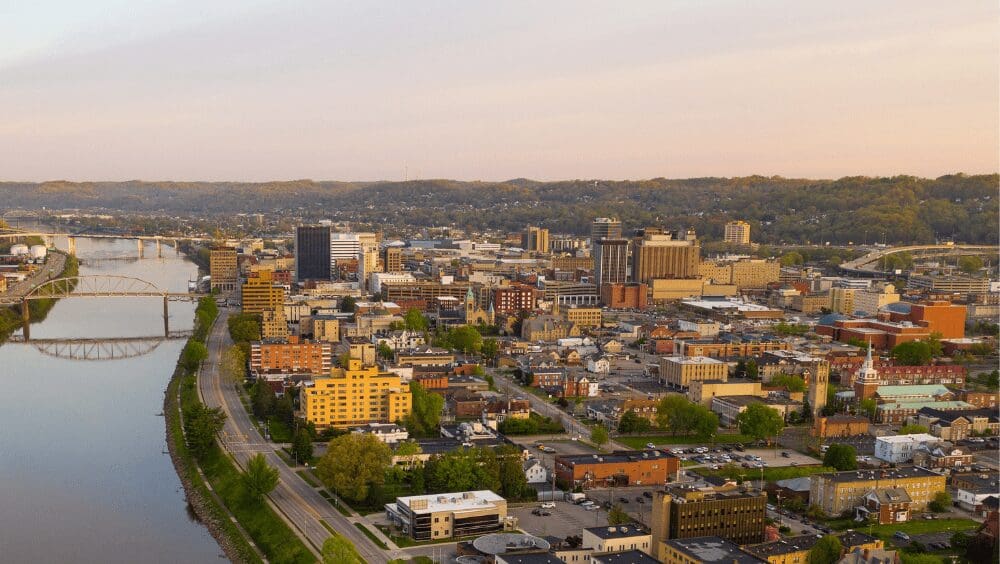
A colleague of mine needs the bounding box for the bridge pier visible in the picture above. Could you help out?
[156,238,162,258]
[21,298,30,341]
[174,239,180,255]
[163,296,169,337]
[67,236,77,256]
[137,239,145,258]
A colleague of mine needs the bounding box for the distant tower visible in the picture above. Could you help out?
[487,301,495,325]
[853,341,880,402]
[465,286,476,320]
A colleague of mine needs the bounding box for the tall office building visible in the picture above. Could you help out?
[595,239,630,287]
[209,247,238,293]
[724,220,751,245]
[631,228,700,284]
[357,232,380,287]
[295,226,332,281]
[330,232,362,265]
[520,226,550,253]
[383,246,403,272]
[591,218,623,288]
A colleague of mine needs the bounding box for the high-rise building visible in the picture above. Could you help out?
[650,484,767,553]
[591,218,623,287]
[520,226,550,253]
[303,358,412,429]
[383,246,403,272]
[358,232,380,287]
[631,228,700,284]
[724,220,751,245]
[595,239,630,287]
[330,232,362,266]
[295,226,332,281]
[209,247,238,293]
[241,271,286,315]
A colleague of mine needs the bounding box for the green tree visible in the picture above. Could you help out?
[221,345,247,382]
[377,342,394,360]
[859,398,877,421]
[242,453,279,501]
[184,403,226,459]
[403,308,429,332]
[250,379,277,420]
[340,296,356,313]
[607,505,631,525]
[958,255,983,274]
[822,444,858,471]
[591,425,609,449]
[770,373,806,393]
[737,403,785,445]
[180,341,208,372]
[928,490,951,512]
[892,341,933,366]
[227,313,261,343]
[746,358,759,379]
[898,424,928,435]
[481,338,499,362]
[497,444,532,500]
[780,252,804,266]
[807,535,843,564]
[317,433,391,503]
[404,382,445,437]
[448,325,483,354]
[291,427,314,463]
[618,410,653,434]
[321,535,363,564]
[274,393,294,427]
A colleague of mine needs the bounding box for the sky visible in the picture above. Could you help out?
[1,1,997,182]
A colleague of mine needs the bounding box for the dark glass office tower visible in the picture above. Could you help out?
[295,226,331,281]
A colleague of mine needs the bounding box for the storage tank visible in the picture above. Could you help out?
[10,244,29,256]
[29,245,48,259]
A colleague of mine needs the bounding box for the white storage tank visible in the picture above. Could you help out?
[29,245,48,259]
[10,244,29,256]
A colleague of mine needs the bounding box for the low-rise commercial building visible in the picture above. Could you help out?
[711,396,801,428]
[385,490,507,541]
[662,537,764,564]
[688,379,763,407]
[555,450,680,489]
[743,531,882,564]
[812,415,870,438]
[660,356,728,389]
[582,525,654,556]
[873,434,939,464]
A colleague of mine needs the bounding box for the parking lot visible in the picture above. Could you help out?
[658,445,823,470]
[511,499,608,539]
[583,486,663,526]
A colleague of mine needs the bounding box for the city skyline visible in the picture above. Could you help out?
[2,1,997,182]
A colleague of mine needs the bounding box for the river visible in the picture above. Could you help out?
[0,236,223,563]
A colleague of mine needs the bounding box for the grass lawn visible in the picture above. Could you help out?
[869,518,980,538]
[375,525,458,548]
[354,523,388,549]
[296,470,321,488]
[618,434,755,448]
[696,464,835,483]
[267,417,293,443]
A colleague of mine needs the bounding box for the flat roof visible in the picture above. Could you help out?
[584,525,650,540]
[817,466,941,483]
[396,490,504,515]
[557,450,676,466]
[662,355,724,365]
[591,550,660,564]
[664,537,764,563]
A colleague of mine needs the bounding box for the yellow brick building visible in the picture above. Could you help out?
[563,306,602,329]
[303,359,412,429]
[809,466,946,515]
[241,271,285,315]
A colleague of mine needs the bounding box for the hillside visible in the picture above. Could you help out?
[1,174,996,244]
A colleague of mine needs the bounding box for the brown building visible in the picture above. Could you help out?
[521,226,550,253]
[956,389,999,409]
[601,283,649,309]
[860,488,912,525]
[249,337,332,376]
[493,284,537,314]
[887,300,967,340]
[382,281,473,309]
[555,450,680,489]
[678,339,791,359]
[209,247,239,293]
[650,484,767,552]
[241,271,286,315]
[912,444,974,469]
[383,246,403,272]
[813,415,870,438]
[631,229,700,284]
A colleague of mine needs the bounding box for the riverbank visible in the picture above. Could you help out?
[0,251,77,343]
[163,299,263,564]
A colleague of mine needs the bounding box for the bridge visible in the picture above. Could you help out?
[0,275,206,340]
[0,227,214,258]
[5,333,192,361]
[839,244,998,277]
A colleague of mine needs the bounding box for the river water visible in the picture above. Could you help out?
[0,237,222,563]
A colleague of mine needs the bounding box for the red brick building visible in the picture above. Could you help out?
[601,283,649,309]
[493,284,537,314]
[555,450,679,488]
[836,362,966,387]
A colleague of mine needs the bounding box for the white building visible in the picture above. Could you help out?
[523,459,548,484]
[587,357,611,375]
[351,423,409,444]
[376,330,427,351]
[371,272,417,295]
[874,434,939,464]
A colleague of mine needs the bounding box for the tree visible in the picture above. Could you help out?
[591,425,609,449]
[899,424,928,435]
[929,490,951,512]
[496,444,532,500]
[481,338,499,362]
[858,398,877,421]
[618,410,653,434]
[770,373,806,393]
[184,403,226,459]
[607,505,631,525]
[737,403,784,445]
[242,453,279,501]
[291,427,314,463]
[958,255,983,274]
[227,313,261,344]
[274,393,294,427]
[377,342,394,360]
[321,535,363,564]
[807,535,843,564]
[221,345,247,382]
[780,252,804,266]
[316,433,391,503]
[340,296,356,313]
[892,341,933,366]
[250,379,277,420]
[448,326,483,354]
[746,358,759,380]
[403,308,429,332]
[822,444,858,471]
[180,341,208,372]
[404,382,445,437]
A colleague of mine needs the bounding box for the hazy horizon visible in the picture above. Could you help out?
[2,1,997,182]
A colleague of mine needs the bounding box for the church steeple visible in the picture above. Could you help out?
[859,340,878,382]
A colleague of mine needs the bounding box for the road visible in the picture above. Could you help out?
[199,311,391,563]
[2,252,65,298]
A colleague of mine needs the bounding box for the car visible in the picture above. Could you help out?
[735,444,745,451]
[710,464,720,470]
[643,491,653,498]
[541,502,555,509]
[894,532,911,541]
[646,442,656,449]
[531,508,542,516]
[540,511,551,517]
[790,462,798,467]
[635,497,644,504]
[766,504,777,511]
[922,514,933,520]
[619,497,629,503]
[722,446,733,452]
[781,452,790,458]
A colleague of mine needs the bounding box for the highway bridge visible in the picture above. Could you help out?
[839,244,998,277]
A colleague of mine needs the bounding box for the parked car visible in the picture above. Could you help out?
[541,502,555,509]
[894,532,911,541]
[646,442,656,449]
[643,491,653,498]
[619,497,629,504]
[781,451,790,458]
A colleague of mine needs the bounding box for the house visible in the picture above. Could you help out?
[956,474,1000,512]
[523,458,548,484]
[911,444,973,469]
[858,488,911,524]
[873,434,939,464]
[587,356,611,375]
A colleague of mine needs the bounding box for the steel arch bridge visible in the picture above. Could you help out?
[32,337,165,361]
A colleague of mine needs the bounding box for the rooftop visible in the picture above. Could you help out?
[583,525,649,540]
[665,536,765,563]
[875,434,938,444]
[395,490,505,514]
[590,550,661,564]
[662,355,724,365]
[557,450,676,466]
[816,466,941,484]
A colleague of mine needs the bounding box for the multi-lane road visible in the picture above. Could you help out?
[199,311,392,563]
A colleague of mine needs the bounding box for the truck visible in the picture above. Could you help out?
[565,492,586,503]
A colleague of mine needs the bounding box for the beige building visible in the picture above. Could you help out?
[724,220,751,245]
[385,490,507,541]
[303,358,411,429]
[852,283,899,316]
[521,226,550,253]
[809,466,946,515]
[209,247,239,293]
[699,258,779,289]
[688,379,763,407]
[241,272,286,315]
[582,525,654,556]
[791,292,831,313]
[310,315,341,342]
[345,336,376,367]
[260,309,288,339]
[830,287,856,315]
[563,306,602,329]
[650,279,737,302]
[660,356,728,389]
[631,229,700,284]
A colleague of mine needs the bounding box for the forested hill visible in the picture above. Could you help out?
[1,174,996,245]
